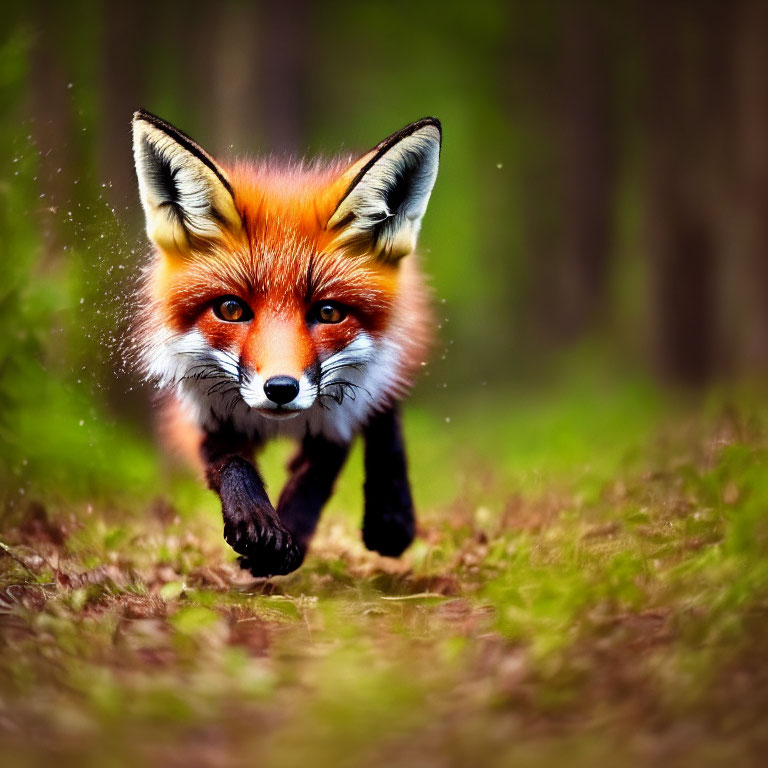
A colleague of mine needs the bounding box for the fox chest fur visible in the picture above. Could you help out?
[132,111,441,576]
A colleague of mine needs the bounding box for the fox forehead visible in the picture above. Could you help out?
[225,157,355,243]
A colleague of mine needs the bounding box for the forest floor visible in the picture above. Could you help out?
[1,380,767,768]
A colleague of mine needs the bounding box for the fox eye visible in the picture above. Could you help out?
[213,296,252,323]
[311,302,347,324]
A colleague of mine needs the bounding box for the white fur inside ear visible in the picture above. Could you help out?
[329,123,440,260]
[132,118,241,252]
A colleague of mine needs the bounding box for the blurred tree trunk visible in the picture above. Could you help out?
[175,0,221,145]
[210,0,261,154]
[210,0,309,158]
[558,1,614,338]
[98,1,147,213]
[644,1,727,385]
[257,0,309,157]
[28,1,74,258]
[508,1,614,351]
[731,0,768,370]
[503,5,563,351]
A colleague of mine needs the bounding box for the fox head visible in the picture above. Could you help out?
[132,111,440,436]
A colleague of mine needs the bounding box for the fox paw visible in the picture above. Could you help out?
[224,512,304,577]
[362,499,415,558]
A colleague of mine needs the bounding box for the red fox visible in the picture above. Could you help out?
[131,110,440,576]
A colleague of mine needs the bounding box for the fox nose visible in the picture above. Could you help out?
[263,375,300,405]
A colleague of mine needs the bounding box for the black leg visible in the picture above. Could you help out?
[202,426,304,577]
[277,433,349,548]
[362,407,416,557]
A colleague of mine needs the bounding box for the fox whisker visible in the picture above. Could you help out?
[205,381,240,397]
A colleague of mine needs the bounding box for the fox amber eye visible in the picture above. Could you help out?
[313,302,347,324]
[213,297,251,322]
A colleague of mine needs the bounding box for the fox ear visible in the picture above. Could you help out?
[326,118,441,262]
[132,110,242,255]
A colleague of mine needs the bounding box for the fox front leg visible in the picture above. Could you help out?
[202,427,304,577]
[362,407,416,557]
[277,434,349,548]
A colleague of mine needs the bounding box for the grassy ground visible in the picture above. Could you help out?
[1,378,767,767]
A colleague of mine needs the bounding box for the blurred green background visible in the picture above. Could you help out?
[0,0,766,510]
[3,3,768,766]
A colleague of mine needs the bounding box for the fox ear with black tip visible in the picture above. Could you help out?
[326,118,441,263]
[132,110,243,256]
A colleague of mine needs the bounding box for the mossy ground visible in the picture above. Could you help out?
[1,380,767,768]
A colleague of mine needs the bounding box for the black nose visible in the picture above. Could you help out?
[263,375,300,405]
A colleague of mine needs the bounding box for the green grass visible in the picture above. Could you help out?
[1,379,768,767]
